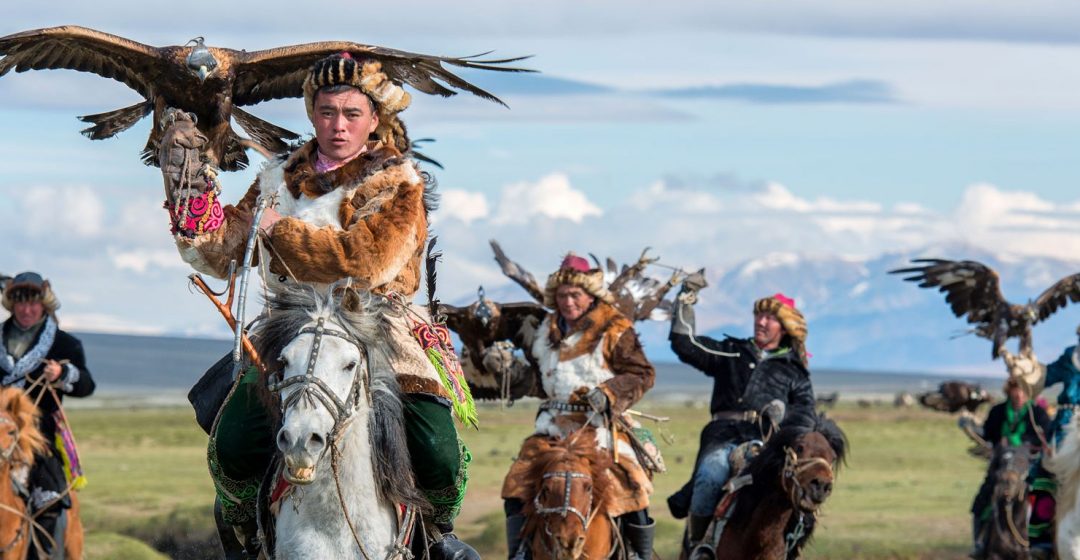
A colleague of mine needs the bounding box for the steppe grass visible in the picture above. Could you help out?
[68,401,986,559]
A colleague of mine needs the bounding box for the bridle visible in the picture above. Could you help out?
[533,469,603,558]
[267,316,371,443]
[268,315,419,560]
[0,416,21,465]
[0,415,26,554]
[780,446,833,513]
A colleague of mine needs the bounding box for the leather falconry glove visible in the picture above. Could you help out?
[158,108,224,238]
[585,387,610,414]
[672,268,707,336]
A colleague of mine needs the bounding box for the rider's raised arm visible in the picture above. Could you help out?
[266,165,426,290]
[158,112,262,279]
[597,328,655,414]
[1046,344,1080,388]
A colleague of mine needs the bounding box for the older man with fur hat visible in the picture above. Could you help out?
[158,53,477,559]
[501,254,658,560]
[666,272,815,559]
[1,272,95,558]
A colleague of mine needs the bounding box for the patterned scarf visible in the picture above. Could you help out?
[0,316,57,388]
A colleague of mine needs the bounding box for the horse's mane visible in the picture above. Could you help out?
[1047,416,1080,517]
[0,387,47,466]
[728,412,847,548]
[253,284,428,512]
[521,431,615,518]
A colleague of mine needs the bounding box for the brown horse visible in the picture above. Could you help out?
[713,413,847,560]
[520,429,619,560]
[0,387,84,559]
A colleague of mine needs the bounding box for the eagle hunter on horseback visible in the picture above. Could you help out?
[665,270,822,559]
[968,376,1050,559]
[154,47,531,558]
[502,254,662,560]
[0,273,93,559]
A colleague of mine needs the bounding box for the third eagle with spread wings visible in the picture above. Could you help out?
[891,258,1080,358]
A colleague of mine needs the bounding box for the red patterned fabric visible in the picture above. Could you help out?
[167,183,224,238]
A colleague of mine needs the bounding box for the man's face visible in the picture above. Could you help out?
[754,312,784,350]
[555,285,595,323]
[1007,385,1028,409]
[312,88,379,161]
[13,300,44,329]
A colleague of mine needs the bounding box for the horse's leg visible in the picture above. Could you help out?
[63,492,83,560]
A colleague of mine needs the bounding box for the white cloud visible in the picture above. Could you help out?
[108,249,188,274]
[436,190,490,225]
[19,185,105,238]
[491,173,603,225]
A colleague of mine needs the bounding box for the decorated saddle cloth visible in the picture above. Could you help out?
[501,410,654,517]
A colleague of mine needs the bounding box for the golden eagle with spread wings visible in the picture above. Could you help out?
[890,258,1080,359]
[0,25,530,170]
[439,240,682,401]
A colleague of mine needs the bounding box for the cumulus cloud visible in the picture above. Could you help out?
[18,185,105,238]
[436,190,490,225]
[491,173,603,225]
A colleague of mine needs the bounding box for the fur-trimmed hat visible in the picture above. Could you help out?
[543,253,614,309]
[2,272,59,315]
[302,53,413,153]
[753,293,807,365]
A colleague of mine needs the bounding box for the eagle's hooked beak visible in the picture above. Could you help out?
[197,65,210,82]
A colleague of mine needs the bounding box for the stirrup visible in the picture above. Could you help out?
[688,542,715,560]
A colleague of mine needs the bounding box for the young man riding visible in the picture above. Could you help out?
[502,254,658,560]
[1,272,95,559]
[968,376,1050,559]
[159,54,477,559]
[666,271,815,559]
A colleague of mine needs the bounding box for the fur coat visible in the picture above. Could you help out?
[173,140,448,399]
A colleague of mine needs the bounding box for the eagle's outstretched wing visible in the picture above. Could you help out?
[0,26,164,99]
[490,240,545,303]
[1034,273,1080,323]
[889,258,1008,327]
[231,42,533,107]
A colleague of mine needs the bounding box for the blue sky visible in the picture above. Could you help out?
[1,1,1078,339]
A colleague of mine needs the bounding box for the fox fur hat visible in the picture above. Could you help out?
[543,253,614,309]
[303,53,412,153]
[2,272,59,315]
[754,293,808,365]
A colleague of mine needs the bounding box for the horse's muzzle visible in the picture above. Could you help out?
[807,477,833,505]
[278,427,326,485]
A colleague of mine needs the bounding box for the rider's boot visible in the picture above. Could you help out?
[624,518,656,560]
[968,516,986,560]
[428,523,481,560]
[505,498,529,560]
[686,514,715,560]
[215,497,260,560]
[26,509,61,560]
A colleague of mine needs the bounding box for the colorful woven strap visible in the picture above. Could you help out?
[410,321,478,428]
[167,178,225,238]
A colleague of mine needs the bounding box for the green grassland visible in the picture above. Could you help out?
[68,400,987,559]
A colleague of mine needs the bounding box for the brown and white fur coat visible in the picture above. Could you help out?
[174,139,448,399]
[502,301,656,515]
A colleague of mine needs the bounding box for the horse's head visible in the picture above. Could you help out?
[753,412,846,514]
[992,443,1035,502]
[0,387,47,469]
[525,430,611,560]
[257,285,387,485]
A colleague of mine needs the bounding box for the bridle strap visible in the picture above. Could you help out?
[0,417,20,464]
[781,447,833,510]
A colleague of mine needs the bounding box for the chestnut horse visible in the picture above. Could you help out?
[0,387,84,560]
[520,429,620,560]
[714,413,846,560]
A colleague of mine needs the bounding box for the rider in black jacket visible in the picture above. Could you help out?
[666,271,815,558]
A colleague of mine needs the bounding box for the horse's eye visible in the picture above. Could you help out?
[583,482,592,493]
[344,361,357,372]
[796,445,805,454]
[279,356,290,368]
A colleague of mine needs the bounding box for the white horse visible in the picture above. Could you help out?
[257,285,426,559]
[1046,415,1080,560]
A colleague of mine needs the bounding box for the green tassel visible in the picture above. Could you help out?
[425,347,479,428]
